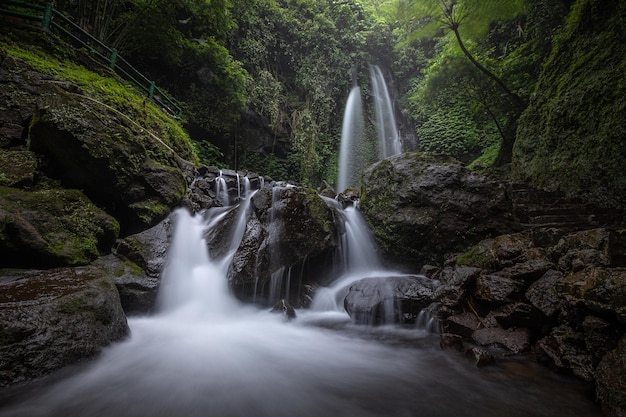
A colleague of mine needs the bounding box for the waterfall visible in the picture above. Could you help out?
[215,170,229,206]
[369,64,402,159]
[0,189,603,417]
[310,201,388,312]
[336,86,366,193]
[243,175,251,198]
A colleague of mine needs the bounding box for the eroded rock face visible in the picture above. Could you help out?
[0,267,129,387]
[343,275,440,325]
[360,153,517,268]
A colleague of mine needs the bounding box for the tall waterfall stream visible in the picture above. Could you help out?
[0,195,602,417]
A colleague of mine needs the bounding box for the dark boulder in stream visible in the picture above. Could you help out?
[343,275,440,325]
[0,267,129,387]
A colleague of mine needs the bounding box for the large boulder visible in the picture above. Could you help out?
[0,267,129,387]
[0,186,119,268]
[28,89,187,235]
[223,185,339,304]
[343,275,440,325]
[360,152,516,267]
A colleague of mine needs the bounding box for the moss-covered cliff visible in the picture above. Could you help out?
[512,0,626,209]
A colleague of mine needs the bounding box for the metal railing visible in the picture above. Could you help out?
[0,0,183,117]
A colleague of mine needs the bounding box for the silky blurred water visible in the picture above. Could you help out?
[0,208,604,417]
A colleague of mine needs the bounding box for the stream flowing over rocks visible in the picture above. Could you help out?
[1,42,624,412]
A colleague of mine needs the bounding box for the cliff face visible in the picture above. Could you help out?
[512,0,626,209]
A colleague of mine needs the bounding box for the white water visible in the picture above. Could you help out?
[336,86,367,193]
[0,200,602,417]
[370,64,402,159]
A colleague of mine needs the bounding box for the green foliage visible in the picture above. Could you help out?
[239,152,289,182]
[192,140,224,167]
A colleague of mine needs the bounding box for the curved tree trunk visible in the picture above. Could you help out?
[451,27,525,110]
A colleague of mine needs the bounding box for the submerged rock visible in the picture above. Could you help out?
[0,267,129,386]
[270,299,297,320]
[343,275,440,325]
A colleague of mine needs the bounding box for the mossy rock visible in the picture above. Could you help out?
[0,150,37,187]
[28,92,187,234]
[0,186,119,268]
[512,0,626,209]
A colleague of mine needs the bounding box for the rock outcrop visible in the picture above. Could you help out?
[360,152,517,268]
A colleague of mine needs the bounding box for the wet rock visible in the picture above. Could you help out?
[344,275,440,325]
[360,152,517,268]
[440,333,464,351]
[535,324,594,381]
[582,315,620,366]
[468,347,496,367]
[444,312,482,338]
[94,254,159,315]
[595,335,626,417]
[0,149,36,187]
[551,228,613,271]
[472,327,531,353]
[110,215,173,313]
[485,303,544,335]
[0,267,129,387]
[498,259,555,283]
[434,266,482,307]
[474,274,525,304]
[525,270,564,317]
[270,299,296,320]
[224,185,340,302]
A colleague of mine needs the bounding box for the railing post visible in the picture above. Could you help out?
[109,48,118,69]
[42,2,52,31]
[148,81,155,99]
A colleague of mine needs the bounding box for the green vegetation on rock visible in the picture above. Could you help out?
[511,0,626,208]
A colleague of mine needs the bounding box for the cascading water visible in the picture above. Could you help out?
[336,86,366,193]
[215,170,229,206]
[369,64,402,159]
[0,197,603,417]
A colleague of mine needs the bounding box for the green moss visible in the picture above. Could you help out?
[2,43,198,164]
[0,186,119,265]
[303,188,331,233]
[512,0,626,208]
[456,245,488,267]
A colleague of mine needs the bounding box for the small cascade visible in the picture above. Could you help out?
[336,86,367,193]
[310,201,388,312]
[215,170,229,206]
[236,173,241,201]
[416,302,442,333]
[243,175,251,198]
[369,64,402,159]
